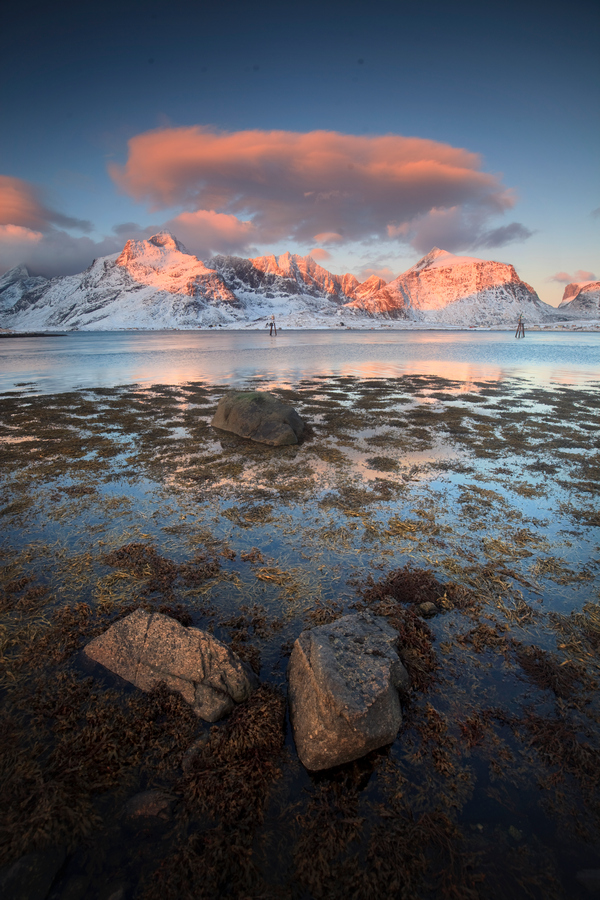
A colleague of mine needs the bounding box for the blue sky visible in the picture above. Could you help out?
[0,0,598,305]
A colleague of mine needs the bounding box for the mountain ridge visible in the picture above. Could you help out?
[558,280,600,317]
[0,232,588,330]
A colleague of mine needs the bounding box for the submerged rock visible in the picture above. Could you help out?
[123,789,177,821]
[287,612,410,771]
[211,390,305,446]
[83,609,258,721]
[416,601,438,618]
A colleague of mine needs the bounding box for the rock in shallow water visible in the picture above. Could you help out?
[211,390,305,446]
[83,609,258,721]
[287,612,410,771]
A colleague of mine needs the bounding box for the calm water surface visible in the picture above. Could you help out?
[1,329,599,393]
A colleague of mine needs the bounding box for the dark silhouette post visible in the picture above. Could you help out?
[515,313,525,338]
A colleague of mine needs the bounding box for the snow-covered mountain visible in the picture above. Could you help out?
[558,281,600,318]
[0,234,244,331]
[0,233,387,331]
[346,248,558,325]
[0,233,586,331]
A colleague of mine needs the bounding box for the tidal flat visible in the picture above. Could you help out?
[1,373,599,899]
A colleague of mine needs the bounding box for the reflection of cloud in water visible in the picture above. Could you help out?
[339,359,504,386]
[1,330,598,394]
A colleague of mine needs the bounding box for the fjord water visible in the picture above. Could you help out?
[1,329,599,393]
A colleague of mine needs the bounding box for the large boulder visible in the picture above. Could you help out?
[211,391,305,446]
[287,613,410,771]
[83,609,258,722]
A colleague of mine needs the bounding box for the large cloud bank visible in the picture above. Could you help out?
[1,128,533,277]
[110,127,531,257]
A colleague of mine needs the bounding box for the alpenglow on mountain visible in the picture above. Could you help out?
[558,279,600,318]
[0,232,578,330]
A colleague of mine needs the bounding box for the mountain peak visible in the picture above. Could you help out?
[147,232,191,254]
[409,248,454,273]
[0,263,31,285]
[407,247,493,275]
[116,232,194,268]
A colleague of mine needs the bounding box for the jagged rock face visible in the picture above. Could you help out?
[349,247,557,324]
[209,251,361,304]
[353,274,388,299]
[0,265,49,313]
[558,282,600,317]
[249,252,359,302]
[345,285,409,318]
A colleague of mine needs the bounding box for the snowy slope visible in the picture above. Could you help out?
[0,265,49,313]
[558,281,600,317]
[0,234,246,330]
[347,248,560,325]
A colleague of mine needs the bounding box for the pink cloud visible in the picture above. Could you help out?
[0,175,92,233]
[164,208,257,258]
[548,269,597,284]
[0,176,117,275]
[308,248,332,263]
[357,265,395,283]
[313,231,343,244]
[109,126,517,249]
[0,224,43,244]
[0,175,105,276]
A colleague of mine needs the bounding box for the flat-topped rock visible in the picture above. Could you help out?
[211,391,305,446]
[287,612,410,770]
[83,609,258,722]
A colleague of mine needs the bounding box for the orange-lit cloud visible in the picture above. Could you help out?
[0,224,43,243]
[357,265,396,282]
[308,248,332,263]
[548,269,597,284]
[109,127,525,252]
[313,231,343,244]
[0,175,92,233]
[165,209,257,257]
[0,175,109,276]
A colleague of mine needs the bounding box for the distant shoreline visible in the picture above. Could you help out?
[1,323,599,335]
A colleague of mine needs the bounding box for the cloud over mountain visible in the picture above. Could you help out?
[0,176,92,234]
[549,269,597,284]
[0,175,119,277]
[109,126,522,254]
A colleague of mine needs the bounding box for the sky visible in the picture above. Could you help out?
[0,0,598,306]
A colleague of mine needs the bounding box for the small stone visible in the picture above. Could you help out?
[124,789,176,820]
[182,733,210,773]
[416,601,438,618]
